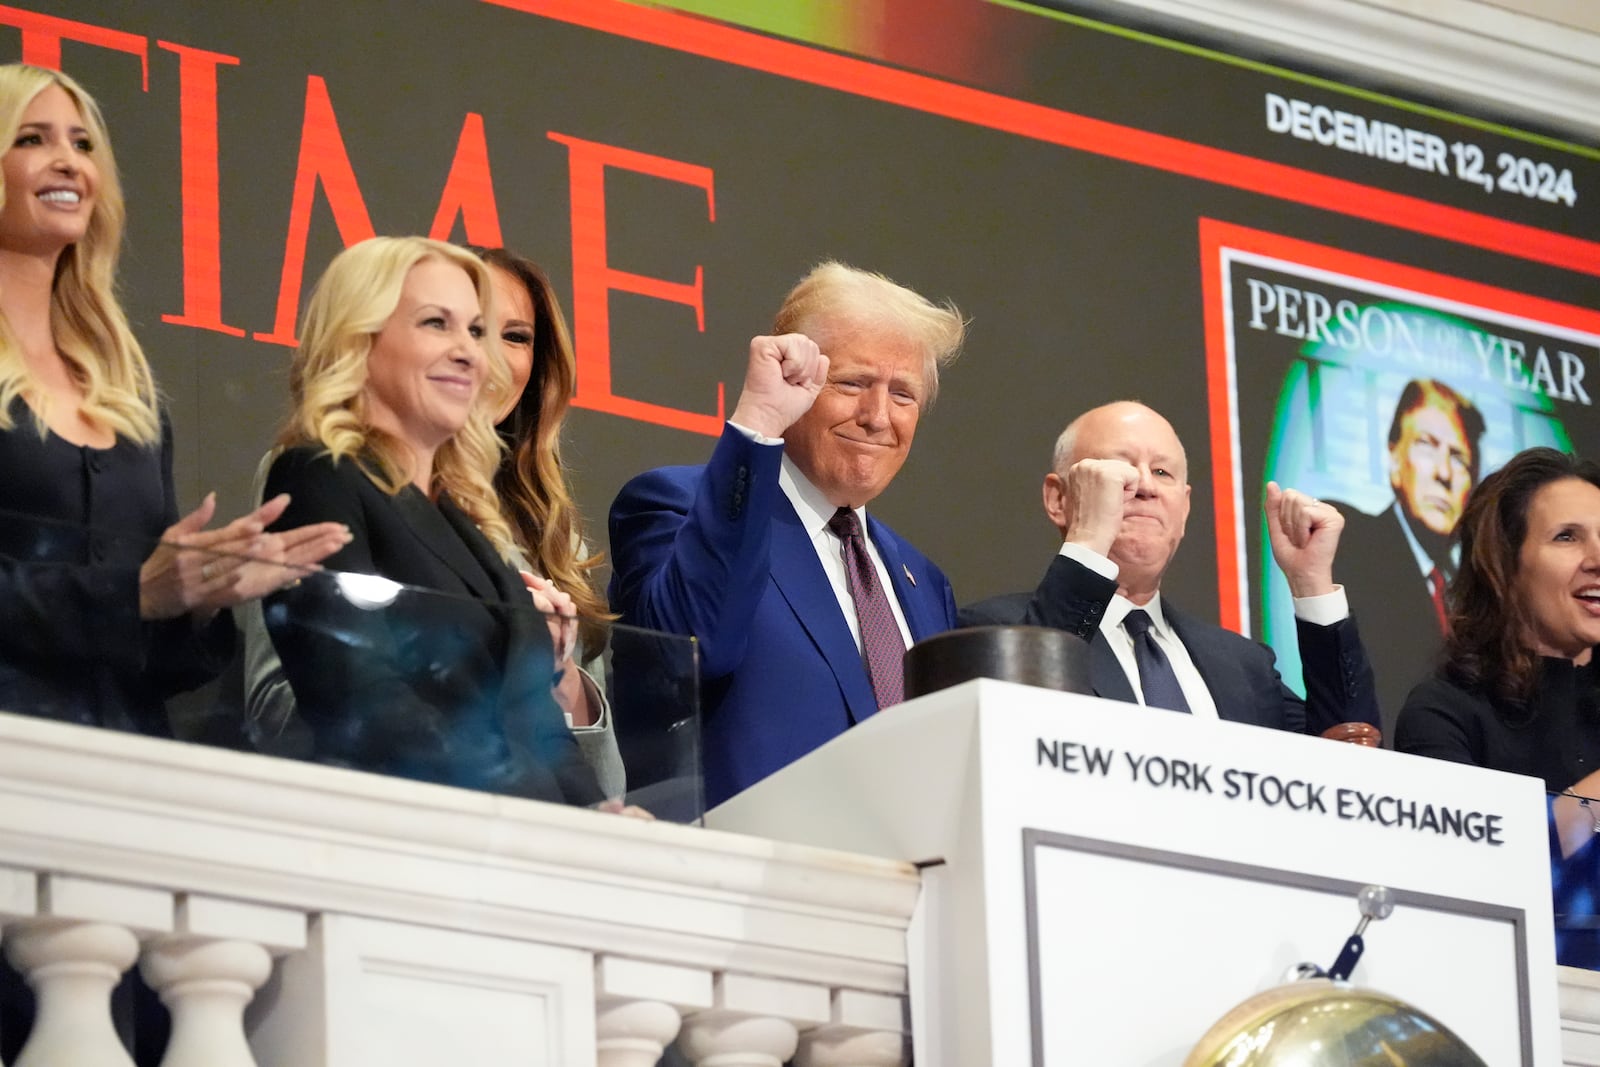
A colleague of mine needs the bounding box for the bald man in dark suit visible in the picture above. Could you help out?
[962,402,1379,736]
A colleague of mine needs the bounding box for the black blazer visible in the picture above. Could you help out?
[1329,502,1450,738]
[262,447,601,805]
[960,553,1380,736]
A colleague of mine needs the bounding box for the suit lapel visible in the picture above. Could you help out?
[1166,602,1258,726]
[395,489,499,603]
[767,496,878,723]
[437,495,555,714]
[438,496,520,603]
[1089,630,1136,703]
[868,517,933,641]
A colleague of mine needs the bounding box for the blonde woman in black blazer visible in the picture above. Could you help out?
[259,236,600,805]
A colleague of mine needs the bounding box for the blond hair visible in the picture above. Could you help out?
[279,236,516,558]
[772,261,966,409]
[0,64,158,443]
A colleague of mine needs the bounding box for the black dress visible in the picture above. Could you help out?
[0,397,232,734]
[1395,657,1600,791]
[260,446,602,805]
[1329,502,1452,741]
[1397,657,1600,969]
[0,398,231,1065]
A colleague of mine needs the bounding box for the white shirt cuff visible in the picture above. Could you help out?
[727,419,783,447]
[1292,586,1349,626]
[1058,541,1119,581]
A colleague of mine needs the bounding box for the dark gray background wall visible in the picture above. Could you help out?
[15,0,1600,655]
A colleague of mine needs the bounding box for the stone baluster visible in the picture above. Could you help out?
[676,1012,798,1067]
[3,873,172,1067]
[140,896,306,1067]
[794,989,908,1067]
[6,921,138,1067]
[596,1000,684,1067]
[675,973,829,1067]
[0,862,38,1067]
[594,957,712,1067]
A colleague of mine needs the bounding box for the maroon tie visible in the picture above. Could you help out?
[1427,566,1451,636]
[828,507,905,711]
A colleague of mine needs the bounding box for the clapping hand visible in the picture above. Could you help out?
[522,571,604,728]
[521,571,578,663]
[140,493,350,621]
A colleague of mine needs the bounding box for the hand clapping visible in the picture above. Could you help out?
[521,571,579,664]
[139,492,350,621]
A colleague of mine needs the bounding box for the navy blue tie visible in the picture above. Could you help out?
[1123,609,1191,714]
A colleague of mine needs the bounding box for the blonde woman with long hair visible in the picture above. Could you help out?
[0,63,347,735]
[258,236,602,805]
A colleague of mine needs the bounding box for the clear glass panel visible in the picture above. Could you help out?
[0,506,701,822]
[1547,787,1600,970]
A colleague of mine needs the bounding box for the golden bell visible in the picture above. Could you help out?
[1184,978,1488,1066]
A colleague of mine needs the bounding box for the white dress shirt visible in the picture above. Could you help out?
[778,457,914,652]
[1059,541,1349,719]
[728,420,913,652]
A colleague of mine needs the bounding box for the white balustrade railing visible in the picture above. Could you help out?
[0,712,916,1066]
[2,709,1599,1065]
[1563,967,1600,1067]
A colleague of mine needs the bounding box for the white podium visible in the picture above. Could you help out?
[707,679,1561,1066]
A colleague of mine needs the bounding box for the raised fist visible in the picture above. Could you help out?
[1265,481,1343,598]
[728,333,829,438]
[1047,457,1140,557]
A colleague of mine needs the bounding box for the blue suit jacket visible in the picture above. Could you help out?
[609,426,958,806]
[959,553,1380,735]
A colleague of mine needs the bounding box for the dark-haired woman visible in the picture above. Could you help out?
[1396,446,1600,965]
[479,247,622,796]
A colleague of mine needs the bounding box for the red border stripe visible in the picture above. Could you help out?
[491,0,1600,630]
[1198,223,1241,630]
[486,0,1600,278]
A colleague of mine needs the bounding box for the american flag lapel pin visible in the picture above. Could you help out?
[903,563,916,587]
